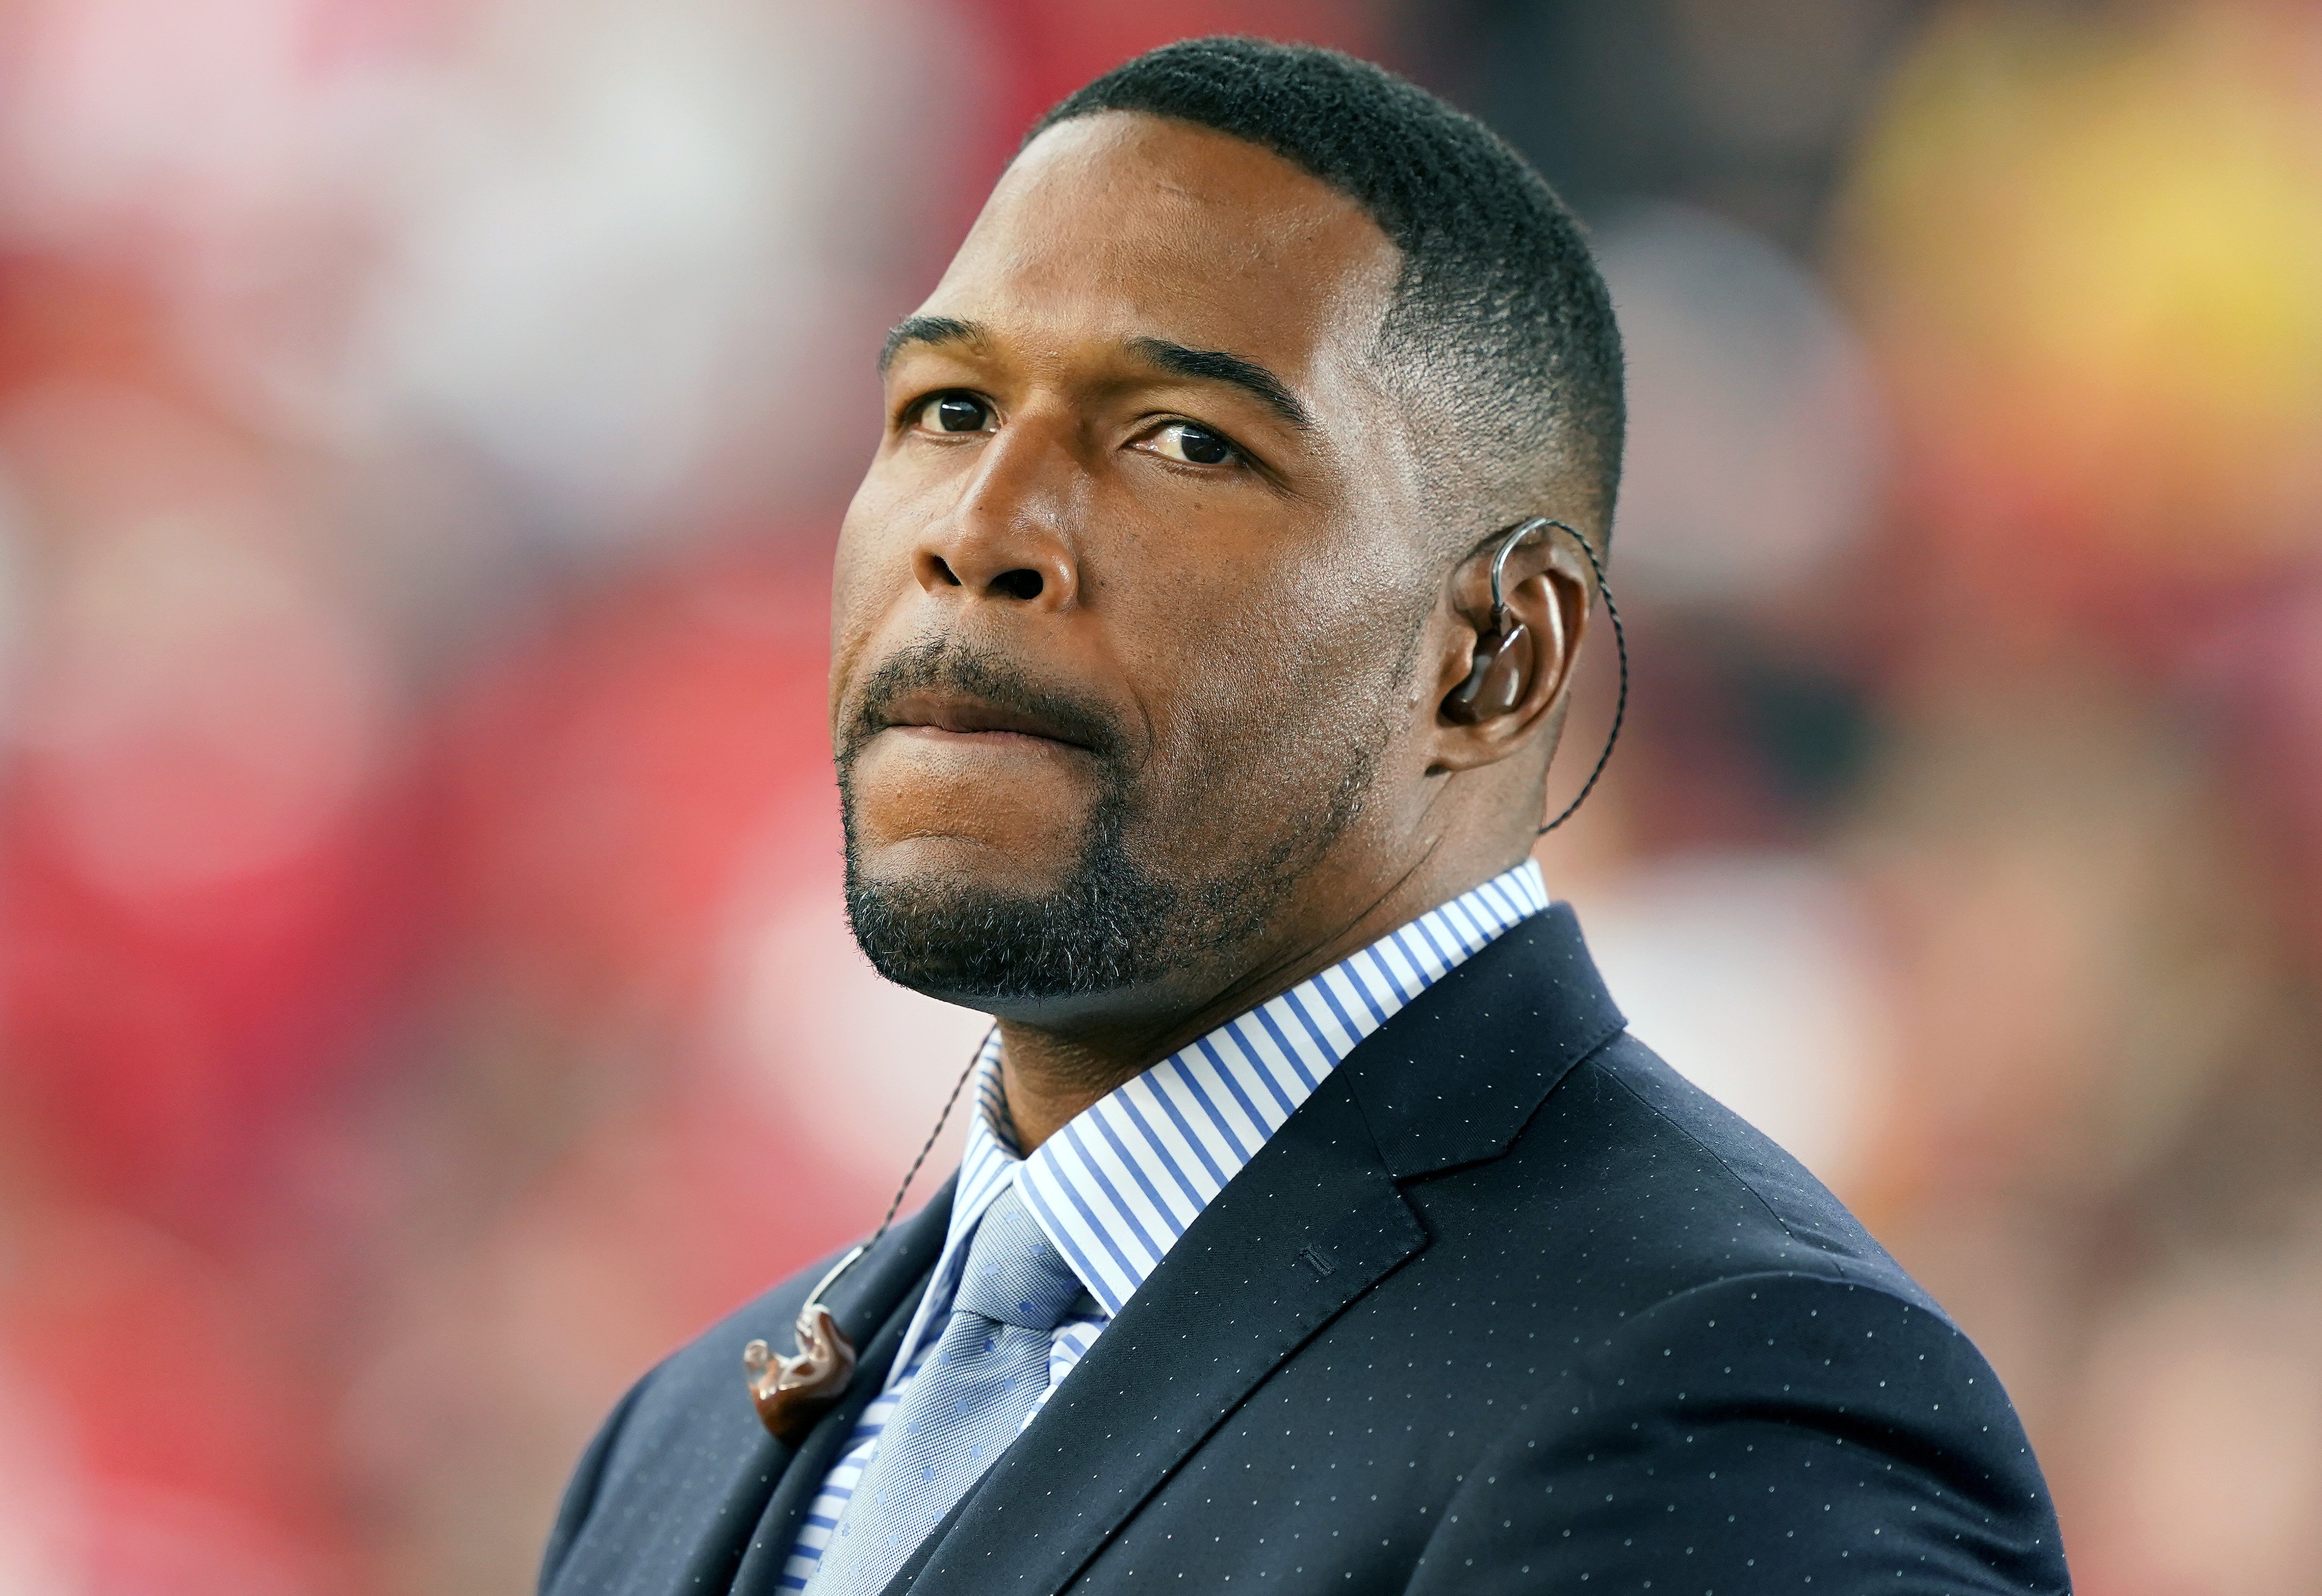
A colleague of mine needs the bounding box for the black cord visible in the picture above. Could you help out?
[1522,520,1629,836]
[795,1046,979,1315]
[872,1046,982,1239]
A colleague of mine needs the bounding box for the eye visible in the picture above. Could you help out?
[913,393,992,434]
[1145,421,1237,467]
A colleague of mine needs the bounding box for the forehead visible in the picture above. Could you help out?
[919,112,1402,383]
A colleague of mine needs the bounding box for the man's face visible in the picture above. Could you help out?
[832,112,1437,1021]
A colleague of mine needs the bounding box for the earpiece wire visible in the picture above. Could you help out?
[1484,517,1629,837]
[802,1040,983,1313]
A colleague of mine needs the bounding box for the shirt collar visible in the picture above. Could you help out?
[884,859,1550,1386]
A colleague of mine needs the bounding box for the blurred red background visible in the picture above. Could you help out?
[0,2,2317,1591]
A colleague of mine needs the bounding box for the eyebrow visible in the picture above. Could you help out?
[1128,337,1312,431]
[878,317,1314,434]
[879,314,982,372]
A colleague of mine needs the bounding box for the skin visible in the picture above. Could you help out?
[832,112,1600,1151]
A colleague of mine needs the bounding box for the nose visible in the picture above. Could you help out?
[913,421,1080,612]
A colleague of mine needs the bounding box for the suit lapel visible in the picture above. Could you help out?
[889,1078,1421,1596]
[725,1275,932,1594]
[674,1178,954,1596]
[887,909,1624,1596]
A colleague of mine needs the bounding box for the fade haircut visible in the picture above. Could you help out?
[1028,36,1626,546]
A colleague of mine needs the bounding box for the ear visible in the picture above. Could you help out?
[1423,528,1594,774]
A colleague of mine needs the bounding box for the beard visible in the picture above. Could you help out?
[837,639,1385,1006]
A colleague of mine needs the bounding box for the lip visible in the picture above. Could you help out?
[876,689,1094,752]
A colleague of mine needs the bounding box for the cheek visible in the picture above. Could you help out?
[1134,588,1422,823]
[828,472,922,704]
[1118,564,1297,748]
[831,475,905,622]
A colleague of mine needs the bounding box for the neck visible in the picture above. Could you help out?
[994,844,1531,1151]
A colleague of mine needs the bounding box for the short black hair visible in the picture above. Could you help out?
[1028,36,1625,547]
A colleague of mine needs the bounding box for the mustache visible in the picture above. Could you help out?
[839,638,1129,767]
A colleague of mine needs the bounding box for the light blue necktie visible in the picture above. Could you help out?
[804,1186,1087,1596]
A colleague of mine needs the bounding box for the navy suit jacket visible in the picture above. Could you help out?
[540,907,2068,1595]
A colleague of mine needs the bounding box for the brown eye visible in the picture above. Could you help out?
[919,394,990,433]
[1149,422,1234,466]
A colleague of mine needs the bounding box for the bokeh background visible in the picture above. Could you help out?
[1,0,2318,1590]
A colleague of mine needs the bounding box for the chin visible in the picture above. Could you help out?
[838,772,1180,1005]
[842,857,1176,1006]
[851,831,1081,899]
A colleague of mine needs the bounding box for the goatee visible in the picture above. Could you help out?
[837,639,1379,1006]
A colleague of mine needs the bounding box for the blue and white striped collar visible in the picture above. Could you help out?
[882,859,1551,1389]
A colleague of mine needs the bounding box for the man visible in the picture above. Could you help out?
[540,38,2067,1596]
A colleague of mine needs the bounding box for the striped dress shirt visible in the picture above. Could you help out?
[778,860,1551,1592]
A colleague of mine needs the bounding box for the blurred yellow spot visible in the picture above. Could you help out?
[1839,4,2322,571]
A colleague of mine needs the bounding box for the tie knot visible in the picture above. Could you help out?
[950,1186,1087,1332]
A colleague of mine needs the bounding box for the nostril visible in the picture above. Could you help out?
[989,569,1044,602]
[928,556,963,588]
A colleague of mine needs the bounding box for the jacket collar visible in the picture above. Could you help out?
[1339,903,1625,1179]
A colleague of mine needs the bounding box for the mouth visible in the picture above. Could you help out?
[876,689,1096,753]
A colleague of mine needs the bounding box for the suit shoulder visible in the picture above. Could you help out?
[581,1183,953,1479]
[1510,1030,1939,1316]
[536,1260,832,1594]
[624,1249,834,1430]
[566,1247,836,1510]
